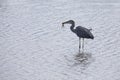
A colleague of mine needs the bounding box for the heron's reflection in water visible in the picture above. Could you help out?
[74,52,93,66]
[65,52,94,69]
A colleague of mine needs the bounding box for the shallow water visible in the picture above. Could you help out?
[0,0,120,80]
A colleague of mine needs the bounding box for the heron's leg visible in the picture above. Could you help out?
[79,38,81,53]
[82,38,84,53]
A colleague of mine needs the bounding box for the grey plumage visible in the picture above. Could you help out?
[75,26,94,39]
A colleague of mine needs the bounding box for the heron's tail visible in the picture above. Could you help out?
[91,35,94,39]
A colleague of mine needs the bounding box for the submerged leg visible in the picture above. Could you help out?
[79,38,81,53]
[82,38,84,53]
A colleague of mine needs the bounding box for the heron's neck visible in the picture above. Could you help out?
[70,23,75,33]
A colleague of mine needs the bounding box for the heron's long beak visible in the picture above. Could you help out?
[62,23,64,27]
[62,21,69,28]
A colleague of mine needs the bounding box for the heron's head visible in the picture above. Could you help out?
[62,20,74,27]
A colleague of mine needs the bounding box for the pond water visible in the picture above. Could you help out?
[0,0,120,80]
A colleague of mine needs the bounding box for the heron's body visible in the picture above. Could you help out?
[62,20,94,53]
[73,26,94,39]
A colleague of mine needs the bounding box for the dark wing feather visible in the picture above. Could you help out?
[75,26,94,39]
